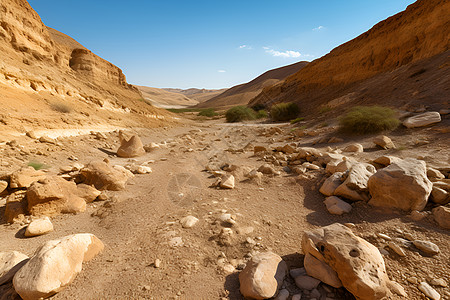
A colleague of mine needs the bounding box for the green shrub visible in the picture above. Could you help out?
[28,161,50,170]
[225,106,256,123]
[319,106,332,114]
[270,102,300,121]
[290,117,305,124]
[198,108,218,117]
[339,106,399,134]
[255,110,268,119]
[251,104,266,112]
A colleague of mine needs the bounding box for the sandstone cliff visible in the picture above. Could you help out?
[0,0,168,138]
[249,0,450,114]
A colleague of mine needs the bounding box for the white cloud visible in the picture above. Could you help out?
[217,70,226,73]
[313,25,325,31]
[239,45,252,50]
[265,48,301,58]
[262,46,270,50]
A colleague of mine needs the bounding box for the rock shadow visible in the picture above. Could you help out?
[224,272,243,299]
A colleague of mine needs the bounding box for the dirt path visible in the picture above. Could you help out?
[0,117,449,299]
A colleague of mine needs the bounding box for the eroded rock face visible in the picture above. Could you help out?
[80,161,132,191]
[117,134,146,158]
[13,234,104,300]
[302,223,394,300]
[239,251,287,300]
[368,158,432,211]
[27,176,86,216]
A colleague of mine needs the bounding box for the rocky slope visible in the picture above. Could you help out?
[163,88,228,103]
[249,0,450,114]
[137,86,199,108]
[197,61,308,109]
[0,0,168,140]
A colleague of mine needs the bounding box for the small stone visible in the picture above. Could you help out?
[418,282,441,300]
[387,242,406,257]
[377,233,391,240]
[310,288,321,299]
[430,187,449,205]
[343,143,363,153]
[292,294,302,300]
[0,251,29,285]
[274,288,289,300]
[180,216,199,228]
[295,275,321,290]
[137,166,152,174]
[154,259,161,268]
[223,264,236,273]
[220,174,235,189]
[0,180,8,194]
[430,278,447,287]
[413,240,440,256]
[290,268,306,279]
[373,135,395,149]
[323,196,352,215]
[25,217,54,237]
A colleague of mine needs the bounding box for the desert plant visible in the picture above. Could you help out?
[270,102,300,121]
[198,108,218,117]
[319,106,332,114]
[28,161,50,170]
[225,106,256,123]
[339,106,400,134]
[255,110,268,119]
[290,117,305,124]
[50,102,71,113]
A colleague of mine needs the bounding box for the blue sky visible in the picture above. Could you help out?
[28,0,416,89]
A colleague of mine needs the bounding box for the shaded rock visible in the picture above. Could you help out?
[220,174,235,189]
[427,168,445,181]
[302,162,320,170]
[13,234,104,300]
[5,191,27,223]
[418,282,440,300]
[387,242,406,257]
[334,163,375,201]
[368,158,432,211]
[76,184,101,203]
[304,253,342,288]
[9,167,46,189]
[430,187,449,205]
[25,217,54,237]
[403,112,441,128]
[143,142,160,152]
[343,143,363,153]
[0,251,29,285]
[275,144,295,154]
[373,135,395,149]
[324,196,352,215]
[373,155,401,167]
[0,180,7,194]
[117,134,145,158]
[180,216,199,228]
[27,176,86,216]
[302,223,393,300]
[295,275,320,290]
[319,172,343,196]
[254,146,267,154]
[258,164,280,175]
[274,288,289,300]
[413,240,440,256]
[432,206,450,229]
[239,251,287,300]
[81,161,132,191]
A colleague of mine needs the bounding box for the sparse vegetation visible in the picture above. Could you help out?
[197,108,218,117]
[270,102,300,122]
[50,102,72,113]
[319,106,332,114]
[255,110,268,119]
[225,106,256,123]
[28,161,50,170]
[290,117,305,124]
[339,106,400,134]
[167,108,203,113]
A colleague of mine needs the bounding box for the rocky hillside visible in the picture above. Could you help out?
[163,88,228,103]
[249,0,450,114]
[197,61,308,109]
[137,86,199,108]
[0,0,168,139]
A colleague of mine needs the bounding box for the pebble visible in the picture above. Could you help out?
[292,295,302,300]
[413,240,440,256]
[377,233,391,240]
[310,288,321,299]
[430,278,447,287]
[418,282,441,300]
[388,242,406,257]
[154,259,161,268]
[274,288,289,300]
[295,275,321,290]
[290,267,307,278]
[180,216,199,228]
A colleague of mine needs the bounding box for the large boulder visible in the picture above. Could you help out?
[239,251,287,300]
[117,134,145,158]
[13,234,104,300]
[80,161,133,191]
[402,112,441,128]
[27,176,86,216]
[368,158,432,211]
[302,223,397,300]
[9,167,46,189]
[0,251,29,285]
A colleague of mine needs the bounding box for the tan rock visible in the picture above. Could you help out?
[258,164,280,175]
[304,253,342,288]
[368,158,432,211]
[294,275,320,290]
[275,144,295,154]
[343,143,363,153]
[302,223,393,300]
[239,251,287,300]
[5,191,27,223]
[418,282,441,300]
[0,251,29,285]
[433,206,450,229]
[319,172,343,196]
[324,196,352,215]
[0,180,7,194]
[180,216,199,228]
[373,155,401,166]
[430,186,449,205]
[220,174,235,189]
[117,134,145,158]
[413,240,440,256]
[403,112,441,128]
[254,146,267,154]
[25,217,54,237]
[334,163,375,201]
[427,168,445,181]
[372,135,395,149]
[13,234,104,300]
[76,184,101,203]
[80,161,132,191]
[27,176,86,216]
[9,167,46,189]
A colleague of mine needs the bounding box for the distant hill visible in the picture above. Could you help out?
[137,86,199,108]
[196,61,309,109]
[162,88,228,103]
[249,0,450,115]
